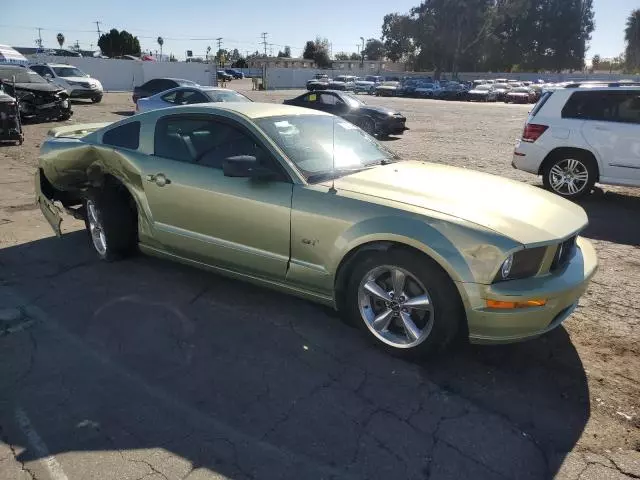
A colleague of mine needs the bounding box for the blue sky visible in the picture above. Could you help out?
[0,0,635,60]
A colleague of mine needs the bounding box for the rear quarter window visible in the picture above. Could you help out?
[102,122,140,150]
[530,91,553,117]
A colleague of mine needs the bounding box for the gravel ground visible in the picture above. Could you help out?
[0,79,638,479]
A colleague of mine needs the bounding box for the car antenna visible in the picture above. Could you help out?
[329,115,337,194]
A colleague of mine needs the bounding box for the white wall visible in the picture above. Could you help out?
[28,55,215,91]
[264,67,640,90]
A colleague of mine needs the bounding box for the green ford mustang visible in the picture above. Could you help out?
[35,103,598,357]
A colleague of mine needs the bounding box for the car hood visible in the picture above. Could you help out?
[468,89,490,94]
[359,105,399,116]
[14,82,64,93]
[325,161,588,245]
[355,81,374,86]
[61,76,97,84]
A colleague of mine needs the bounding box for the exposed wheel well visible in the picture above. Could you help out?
[538,147,599,180]
[89,174,139,235]
[334,241,467,334]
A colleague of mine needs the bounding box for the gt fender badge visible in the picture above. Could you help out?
[301,238,318,246]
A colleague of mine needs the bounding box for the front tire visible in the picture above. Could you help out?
[542,152,596,199]
[91,95,102,103]
[84,187,138,261]
[344,249,464,358]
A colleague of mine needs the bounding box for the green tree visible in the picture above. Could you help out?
[362,38,386,60]
[277,46,292,57]
[232,57,248,68]
[591,54,601,70]
[382,13,416,63]
[334,52,350,60]
[625,9,640,71]
[98,29,141,58]
[302,38,331,67]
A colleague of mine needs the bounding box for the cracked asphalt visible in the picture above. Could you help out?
[0,79,638,479]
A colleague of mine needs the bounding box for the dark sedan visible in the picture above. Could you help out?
[132,78,198,103]
[283,90,408,137]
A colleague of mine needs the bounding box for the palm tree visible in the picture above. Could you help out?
[56,33,65,48]
[157,36,164,60]
[625,9,640,71]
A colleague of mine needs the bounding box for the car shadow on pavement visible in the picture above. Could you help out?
[578,189,640,246]
[0,231,589,480]
[112,111,135,117]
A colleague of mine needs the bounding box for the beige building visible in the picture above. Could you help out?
[249,56,408,72]
[248,57,316,68]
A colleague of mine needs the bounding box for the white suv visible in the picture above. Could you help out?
[512,84,640,199]
[29,63,104,103]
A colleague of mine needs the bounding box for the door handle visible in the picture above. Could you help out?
[146,173,171,187]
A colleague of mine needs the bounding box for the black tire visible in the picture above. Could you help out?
[91,95,102,103]
[542,151,597,200]
[83,186,138,262]
[343,248,464,358]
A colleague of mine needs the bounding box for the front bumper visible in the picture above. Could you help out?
[69,88,103,99]
[462,236,598,344]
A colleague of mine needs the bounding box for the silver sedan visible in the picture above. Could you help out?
[136,86,252,113]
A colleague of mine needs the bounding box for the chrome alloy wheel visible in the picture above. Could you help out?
[357,265,434,349]
[549,158,589,196]
[86,200,107,256]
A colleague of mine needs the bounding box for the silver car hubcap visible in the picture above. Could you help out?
[86,200,107,256]
[358,265,434,349]
[549,159,589,195]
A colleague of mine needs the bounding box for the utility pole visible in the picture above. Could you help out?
[95,21,102,40]
[269,44,274,57]
[216,37,223,67]
[360,37,365,69]
[36,28,43,49]
[261,32,268,57]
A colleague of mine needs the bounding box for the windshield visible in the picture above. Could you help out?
[256,115,400,182]
[52,66,87,77]
[205,90,252,102]
[475,85,492,91]
[0,68,47,84]
[381,81,398,87]
[512,87,530,93]
[342,93,364,108]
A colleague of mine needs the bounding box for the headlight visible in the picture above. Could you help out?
[494,247,546,283]
[500,255,514,279]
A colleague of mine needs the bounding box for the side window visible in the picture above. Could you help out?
[154,116,263,169]
[30,65,45,76]
[161,90,179,103]
[102,122,140,150]
[180,90,209,105]
[319,93,339,105]
[613,93,640,124]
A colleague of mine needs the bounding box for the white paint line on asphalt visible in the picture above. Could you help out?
[14,406,70,480]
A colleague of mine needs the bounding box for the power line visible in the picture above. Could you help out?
[261,32,268,57]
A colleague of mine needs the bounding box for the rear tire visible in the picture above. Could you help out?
[83,186,138,262]
[343,249,464,358]
[542,152,597,199]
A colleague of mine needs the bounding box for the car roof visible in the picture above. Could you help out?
[39,63,73,67]
[181,102,331,119]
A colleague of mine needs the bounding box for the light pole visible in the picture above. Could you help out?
[360,37,365,69]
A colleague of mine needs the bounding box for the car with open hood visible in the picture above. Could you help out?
[0,64,71,121]
[35,103,597,358]
[283,90,408,137]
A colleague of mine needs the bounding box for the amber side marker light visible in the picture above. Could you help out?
[486,299,547,309]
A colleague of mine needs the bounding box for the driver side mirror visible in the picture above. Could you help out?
[222,155,277,180]
[44,73,53,79]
